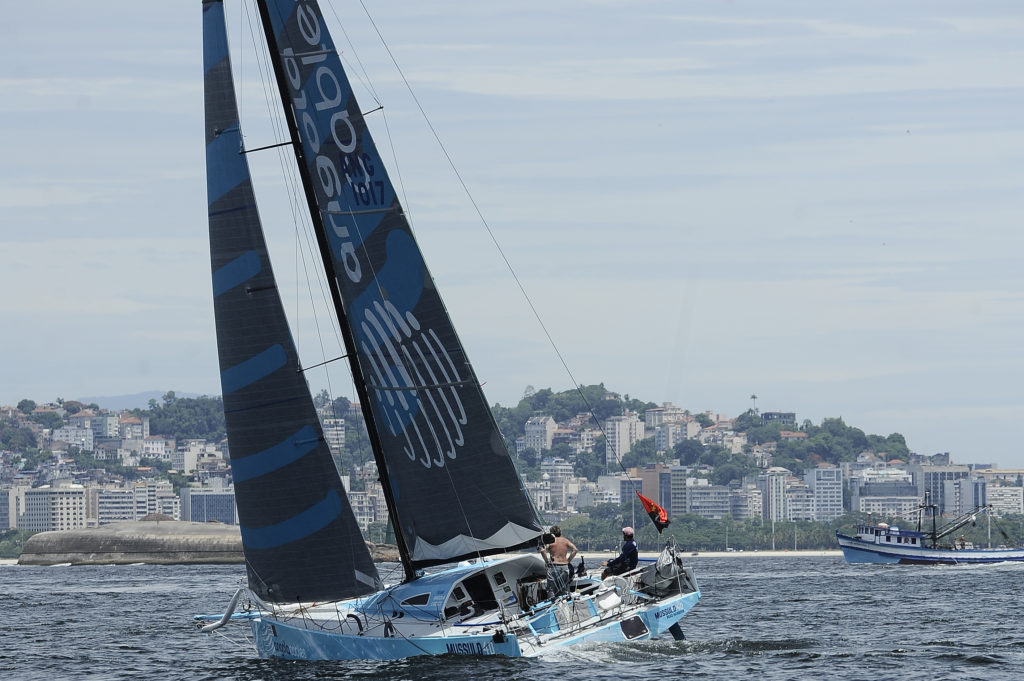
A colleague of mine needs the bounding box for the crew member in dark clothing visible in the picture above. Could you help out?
[601,527,638,579]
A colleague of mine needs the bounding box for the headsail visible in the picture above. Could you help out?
[203,0,381,603]
[255,0,543,574]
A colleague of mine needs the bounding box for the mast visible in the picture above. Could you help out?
[253,0,417,582]
[930,494,938,548]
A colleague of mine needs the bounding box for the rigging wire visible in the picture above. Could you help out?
[340,0,658,537]
[243,0,357,431]
[349,0,614,444]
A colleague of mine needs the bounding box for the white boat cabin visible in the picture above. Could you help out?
[854,523,926,547]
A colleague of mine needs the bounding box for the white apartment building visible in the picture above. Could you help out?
[653,420,700,453]
[20,483,87,531]
[0,486,30,530]
[942,477,986,516]
[987,485,1024,516]
[686,483,732,520]
[577,428,600,453]
[119,416,149,440]
[143,436,175,462]
[322,418,345,455]
[95,488,137,525]
[644,404,688,429]
[525,477,553,512]
[540,457,574,483]
[50,426,94,452]
[348,490,378,530]
[133,480,180,519]
[757,467,791,521]
[806,467,844,521]
[175,439,214,475]
[524,416,557,453]
[730,485,763,521]
[604,411,645,467]
[784,481,815,521]
[596,474,642,506]
[575,484,616,508]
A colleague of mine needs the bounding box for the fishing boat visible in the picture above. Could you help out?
[194,0,699,659]
[836,493,1024,565]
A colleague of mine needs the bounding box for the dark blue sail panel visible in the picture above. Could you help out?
[203,0,381,603]
[262,0,543,567]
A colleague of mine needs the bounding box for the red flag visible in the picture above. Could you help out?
[637,492,670,533]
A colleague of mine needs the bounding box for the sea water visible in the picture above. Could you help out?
[2,555,1021,680]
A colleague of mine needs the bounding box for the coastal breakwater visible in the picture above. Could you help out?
[17,520,400,565]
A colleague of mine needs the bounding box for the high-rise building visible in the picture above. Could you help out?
[604,411,645,467]
[912,464,970,515]
[805,467,844,521]
[757,467,791,521]
[20,483,87,531]
[181,486,237,524]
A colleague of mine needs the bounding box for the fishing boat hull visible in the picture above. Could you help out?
[836,532,1024,565]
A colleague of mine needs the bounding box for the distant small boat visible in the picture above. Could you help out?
[836,493,1024,565]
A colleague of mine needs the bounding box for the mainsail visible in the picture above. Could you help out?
[203,0,381,603]
[255,0,543,576]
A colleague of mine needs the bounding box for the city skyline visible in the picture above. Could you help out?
[2,2,1021,468]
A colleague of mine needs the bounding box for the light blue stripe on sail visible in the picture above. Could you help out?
[206,128,249,205]
[240,490,343,550]
[220,345,287,394]
[202,1,229,73]
[213,250,261,297]
[230,425,318,483]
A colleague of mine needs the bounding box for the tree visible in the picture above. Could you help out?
[329,395,352,418]
[139,395,225,442]
[574,438,606,482]
[0,417,37,450]
[672,439,705,466]
[17,399,36,415]
[0,530,38,559]
[619,437,661,469]
[28,411,63,430]
[733,409,761,433]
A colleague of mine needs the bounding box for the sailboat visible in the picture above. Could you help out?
[195,0,700,659]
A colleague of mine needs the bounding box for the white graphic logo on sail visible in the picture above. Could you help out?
[360,299,467,468]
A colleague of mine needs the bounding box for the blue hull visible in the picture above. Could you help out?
[249,589,700,660]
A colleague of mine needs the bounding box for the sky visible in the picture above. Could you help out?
[2,1,1022,467]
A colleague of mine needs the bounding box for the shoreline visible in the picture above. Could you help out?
[1,546,843,568]
[676,549,842,558]
[597,549,843,560]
